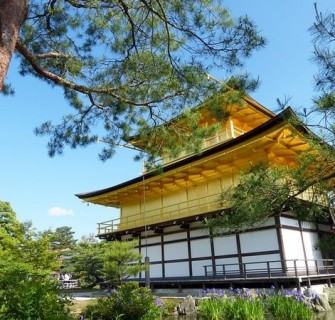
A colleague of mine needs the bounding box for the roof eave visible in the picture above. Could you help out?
[76,107,305,200]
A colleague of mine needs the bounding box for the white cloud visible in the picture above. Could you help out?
[48,206,74,217]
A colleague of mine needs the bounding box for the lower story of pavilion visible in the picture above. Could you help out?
[100,212,335,288]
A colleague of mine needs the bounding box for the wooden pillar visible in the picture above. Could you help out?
[236,234,243,275]
[145,256,150,288]
[187,229,193,277]
[161,233,165,278]
[298,220,309,276]
[275,215,287,273]
[209,229,216,276]
[307,277,311,288]
[139,235,142,279]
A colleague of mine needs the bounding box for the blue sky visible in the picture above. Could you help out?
[0,0,333,239]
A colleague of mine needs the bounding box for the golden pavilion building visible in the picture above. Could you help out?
[77,96,335,288]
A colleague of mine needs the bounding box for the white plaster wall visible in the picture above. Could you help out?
[215,257,239,271]
[190,228,209,238]
[280,217,299,227]
[192,259,212,276]
[143,245,161,262]
[165,262,189,277]
[149,264,162,278]
[240,229,278,253]
[281,228,305,268]
[302,231,323,268]
[164,232,187,242]
[190,238,211,258]
[142,236,161,245]
[213,235,237,256]
[242,254,281,270]
[164,242,188,260]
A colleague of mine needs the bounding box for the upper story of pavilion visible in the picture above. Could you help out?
[130,95,275,169]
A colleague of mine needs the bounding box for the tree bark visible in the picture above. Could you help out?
[0,0,27,91]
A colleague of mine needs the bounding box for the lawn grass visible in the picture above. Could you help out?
[70,299,96,316]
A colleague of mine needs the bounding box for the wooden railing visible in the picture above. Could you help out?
[60,279,79,289]
[144,127,245,170]
[97,192,223,235]
[203,259,335,279]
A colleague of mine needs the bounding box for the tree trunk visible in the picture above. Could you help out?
[0,0,27,91]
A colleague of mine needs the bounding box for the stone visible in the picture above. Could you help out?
[172,310,179,316]
[178,295,196,315]
[324,287,335,305]
[316,293,332,312]
[313,304,326,313]
[304,288,317,298]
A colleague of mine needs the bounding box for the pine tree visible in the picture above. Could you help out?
[103,240,144,285]
[310,4,335,145]
[0,1,265,160]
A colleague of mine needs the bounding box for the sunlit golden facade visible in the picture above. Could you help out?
[78,97,310,235]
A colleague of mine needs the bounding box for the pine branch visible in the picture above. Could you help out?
[15,40,182,107]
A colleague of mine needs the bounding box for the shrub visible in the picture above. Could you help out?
[0,260,74,320]
[198,296,265,320]
[83,282,160,320]
[266,295,313,320]
[198,297,224,320]
[229,297,265,320]
[83,297,116,320]
[160,299,178,316]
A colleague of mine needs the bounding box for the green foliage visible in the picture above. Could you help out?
[208,144,334,232]
[198,297,224,320]
[83,297,118,320]
[70,238,104,288]
[38,226,78,273]
[16,1,265,160]
[208,164,290,232]
[160,299,177,316]
[0,200,73,319]
[0,82,15,96]
[317,234,335,258]
[198,297,265,320]
[0,259,74,320]
[102,240,145,285]
[198,295,312,320]
[0,201,59,271]
[22,232,60,271]
[69,239,145,288]
[138,107,221,167]
[310,5,335,145]
[266,295,313,320]
[0,201,24,242]
[49,226,77,251]
[83,282,159,320]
